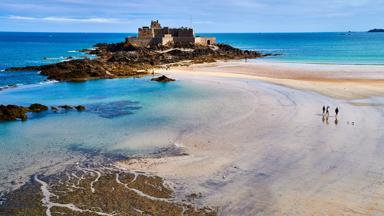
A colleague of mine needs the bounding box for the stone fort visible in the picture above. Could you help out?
[126,20,216,47]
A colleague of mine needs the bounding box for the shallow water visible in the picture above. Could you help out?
[0,76,247,191]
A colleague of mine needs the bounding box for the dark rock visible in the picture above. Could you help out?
[74,105,86,111]
[0,105,28,121]
[28,104,48,112]
[59,105,73,110]
[151,75,176,82]
[0,104,87,122]
[368,29,384,33]
[51,106,59,112]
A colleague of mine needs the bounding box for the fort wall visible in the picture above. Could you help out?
[161,34,174,46]
[195,37,216,46]
[127,21,216,47]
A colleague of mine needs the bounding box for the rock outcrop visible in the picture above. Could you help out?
[74,105,86,111]
[28,103,48,112]
[59,105,73,110]
[151,75,176,82]
[0,104,86,121]
[6,41,268,82]
[0,105,28,121]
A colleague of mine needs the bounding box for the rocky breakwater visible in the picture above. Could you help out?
[0,104,48,121]
[0,104,86,121]
[6,41,266,82]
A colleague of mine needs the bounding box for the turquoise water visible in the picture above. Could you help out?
[0,32,133,69]
[0,77,200,154]
[200,32,384,65]
[0,32,133,87]
[0,32,383,73]
[1,32,384,87]
[0,71,47,89]
[0,76,243,190]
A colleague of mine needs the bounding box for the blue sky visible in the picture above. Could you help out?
[0,0,383,33]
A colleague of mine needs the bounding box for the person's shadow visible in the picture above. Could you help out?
[322,114,330,125]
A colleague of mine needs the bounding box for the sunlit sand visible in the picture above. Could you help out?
[118,61,384,215]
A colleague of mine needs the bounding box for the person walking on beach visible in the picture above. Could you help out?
[322,106,326,115]
[335,107,339,118]
[326,106,330,117]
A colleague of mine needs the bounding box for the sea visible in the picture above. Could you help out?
[1,32,384,87]
[1,32,384,191]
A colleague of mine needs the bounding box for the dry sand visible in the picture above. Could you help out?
[117,61,384,215]
[165,60,384,100]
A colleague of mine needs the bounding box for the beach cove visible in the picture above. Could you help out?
[1,31,384,215]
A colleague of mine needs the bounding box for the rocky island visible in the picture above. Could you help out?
[6,21,267,82]
[368,28,384,32]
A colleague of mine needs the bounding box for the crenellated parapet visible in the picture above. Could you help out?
[127,20,215,47]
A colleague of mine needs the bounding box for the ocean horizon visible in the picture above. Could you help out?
[1,31,384,88]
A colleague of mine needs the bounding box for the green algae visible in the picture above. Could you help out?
[0,166,216,216]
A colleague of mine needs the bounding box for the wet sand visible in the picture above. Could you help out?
[118,61,384,215]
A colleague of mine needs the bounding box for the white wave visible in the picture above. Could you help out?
[0,80,58,92]
[44,57,64,60]
[60,58,78,62]
[67,50,78,53]
[0,84,21,91]
[0,69,5,72]
[39,80,59,85]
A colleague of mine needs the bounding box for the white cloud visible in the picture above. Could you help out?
[7,15,122,23]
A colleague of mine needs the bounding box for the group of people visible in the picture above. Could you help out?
[322,105,339,118]
[322,105,339,125]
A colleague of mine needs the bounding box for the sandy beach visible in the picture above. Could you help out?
[117,61,384,215]
[167,61,384,100]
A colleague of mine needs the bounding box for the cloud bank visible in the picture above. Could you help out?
[1,0,383,32]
